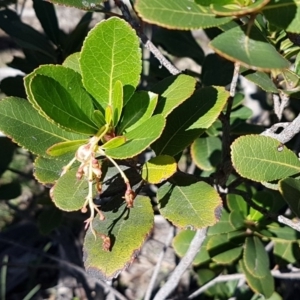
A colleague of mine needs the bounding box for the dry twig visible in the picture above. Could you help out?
[273,91,290,120]
[187,270,300,299]
[144,226,175,300]
[153,228,208,300]
[261,113,300,144]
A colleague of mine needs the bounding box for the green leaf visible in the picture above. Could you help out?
[158,174,222,228]
[267,222,300,241]
[105,106,113,125]
[112,80,123,126]
[117,91,158,134]
[63,52,81,74]
[231,135,300,182]
[282,65,300,86]
[47,0,105,9]
[207,209,236,235]
[34,156,72,184]
[207,234,243,264]
[0,97,87,157]
[135,0,232,30]
[209,0,270,16]
[100,164,142,197]
[260,181,281,194]
[24,65,95,124]
[151,74,196,118]
[279,178,300,218]
[227,193,248,217]
[248,191,273,221]
[281,69,300,94]
[274,240,300,265]
[229,211,245,230]
[52,168,94,211]
[191,136,222,171]
[241,68,278,93]
[210,24,290,71]
[105,115,165,159]
[83,195,153,280]
[243,236,270,278]
[227,229,247,244]
[142,155,177,184]
[92,110,106,129]
[29,74,98,134]
[230,92,245,109]
[47,140,88,157]
[172,230,210,265]
[240,259,274,298]
[263,0,300,33]
[80,17,141,108]
[187,86,229,129]
[152,86,229,156]
[230,106,253,120]
[268,190,288,214]
[295,51,300,75]
[102,136,126,150]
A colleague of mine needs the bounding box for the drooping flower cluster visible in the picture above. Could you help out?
[55,134,136,243]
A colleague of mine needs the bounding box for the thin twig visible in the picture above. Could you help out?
[265,241,274,252]
[153,228,208,300]
[104,280,117,300]
[142,40,181,75]
[261,113,300,144]
[273,91,290,121]
[273,93,281,118]
[187,273,243,299]
[114,0,181,75]
[272,269,300,279]
[144,226,175,300]
[186,161,196,175]
[227,177,244,191]
[18,0,27,17]
[277,215,300,232]
[230,62,240,97]
[187,270,300,299]
[0,237,127,300]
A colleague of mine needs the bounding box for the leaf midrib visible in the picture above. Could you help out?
[0,106,77,142]
[237,155,300,171]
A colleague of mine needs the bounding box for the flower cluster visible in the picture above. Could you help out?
[54,135,136,243]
